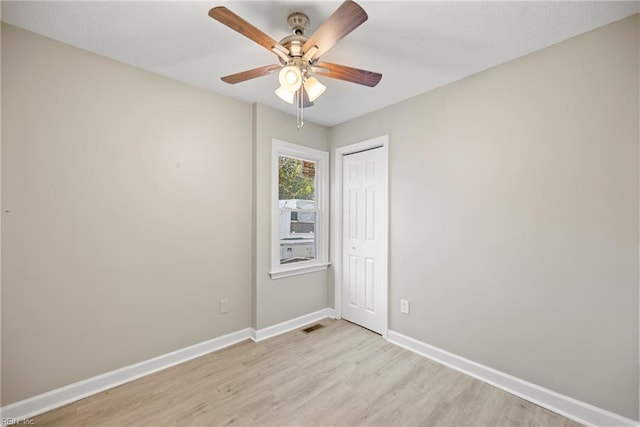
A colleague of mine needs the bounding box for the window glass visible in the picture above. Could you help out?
[271,139,328,279]
[278,156,317,264]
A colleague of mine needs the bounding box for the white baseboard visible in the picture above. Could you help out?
[0,328,252,425]
[0,308,336,425]
[250,308,334,342]
[387,330,639,427]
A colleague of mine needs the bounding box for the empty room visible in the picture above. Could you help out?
[1,1,639,426]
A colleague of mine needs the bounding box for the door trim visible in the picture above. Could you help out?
[332,135,389,338]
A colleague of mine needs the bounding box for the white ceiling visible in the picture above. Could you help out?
[2,1,639,126]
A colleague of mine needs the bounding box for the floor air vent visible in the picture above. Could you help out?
[302,324,325,334]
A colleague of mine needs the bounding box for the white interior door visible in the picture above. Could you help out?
[341,146,387,334]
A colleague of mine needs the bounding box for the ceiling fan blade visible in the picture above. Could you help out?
[313,62,382,87]
[302,0,368,60]
[209,7,288,55]
[221,64,281,84]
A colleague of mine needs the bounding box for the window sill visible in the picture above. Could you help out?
[269,262,331,280]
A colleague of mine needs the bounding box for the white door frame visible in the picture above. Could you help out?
[332,135,389,338]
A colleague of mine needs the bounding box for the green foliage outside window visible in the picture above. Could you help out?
[279,156,315,201]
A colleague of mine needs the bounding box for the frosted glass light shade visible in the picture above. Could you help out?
[275,86,295,104]
[278,66,302,92]
[304,76,326,102]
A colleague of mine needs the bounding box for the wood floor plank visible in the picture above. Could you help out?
[31,319,582,426]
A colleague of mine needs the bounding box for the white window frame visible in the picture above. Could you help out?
[270,139,329,279]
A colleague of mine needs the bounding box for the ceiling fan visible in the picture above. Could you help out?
[208,0,382,128]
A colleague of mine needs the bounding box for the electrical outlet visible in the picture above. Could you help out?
[400,299,410,315]
[220,298,229,314]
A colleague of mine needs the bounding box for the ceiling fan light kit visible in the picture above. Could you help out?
[275,86,296,104]
[278,66,303,92]
[209,0,382,129]
[304,77,326,102]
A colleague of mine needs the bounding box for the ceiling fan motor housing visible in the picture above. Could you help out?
[280,12,310,59]
[279,34,308,59]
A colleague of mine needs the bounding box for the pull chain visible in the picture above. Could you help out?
[296,86,304,130]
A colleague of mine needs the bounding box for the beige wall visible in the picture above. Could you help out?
[0,16,4,408]
[331,15,640,419]
[1,24,253,405]
[252,103,330,329]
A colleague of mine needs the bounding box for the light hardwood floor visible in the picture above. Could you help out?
[33,319,581,426]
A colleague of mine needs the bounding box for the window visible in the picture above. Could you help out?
[271,140,329,279]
